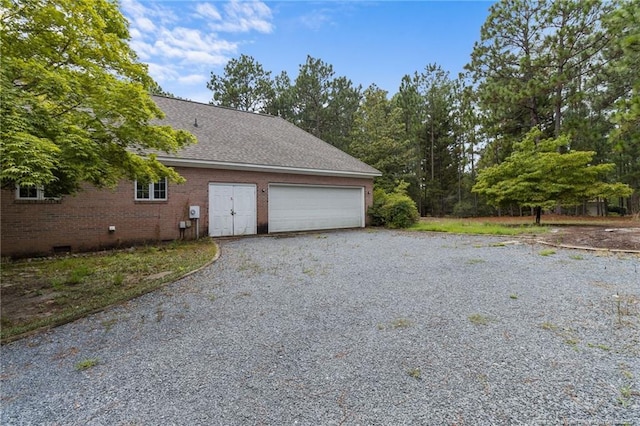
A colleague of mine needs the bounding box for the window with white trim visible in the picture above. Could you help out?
[15,186,59,200]
[135,178,167,201]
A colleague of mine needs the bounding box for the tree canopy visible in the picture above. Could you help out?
[0,0,195,196]
[472,128,632,222]
[207,54,274,112]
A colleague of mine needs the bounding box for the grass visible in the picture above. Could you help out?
[540,322,582,350]
[540,321,558,331]
[468,313,492,325]
[75,358,99,371]
[539,249,556,256]
[617,364,638,408]
[410,219,547,236]
[409,214,637,236]
[587,343,611,351]
[0,238,218,343]
[391,318,413,329]
[378,318,413,330]
[407,368,421,379]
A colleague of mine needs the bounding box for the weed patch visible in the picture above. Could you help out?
[75,358,99,371]
[378,318,413,331]
[0,239,218,342]
[468,313,492,325]
[391,318,413,329]
[407,368,421,379]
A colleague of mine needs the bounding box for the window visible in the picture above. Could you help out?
[135,178,167,201]
[15,186,59,200]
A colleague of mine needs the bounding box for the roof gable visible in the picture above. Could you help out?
[151,95,381,177]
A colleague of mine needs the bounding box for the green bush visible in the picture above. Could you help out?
[368,183,419,228]
[453,200,475,218]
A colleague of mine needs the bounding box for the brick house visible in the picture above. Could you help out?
[1,96,381,258]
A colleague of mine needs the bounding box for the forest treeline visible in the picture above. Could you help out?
[193,0,639,217]
[4,0,635,216]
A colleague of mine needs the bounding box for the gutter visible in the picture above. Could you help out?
[157,157,382,178]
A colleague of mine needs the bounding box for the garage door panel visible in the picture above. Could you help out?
[209,184,256,237]
[269,185,364,233]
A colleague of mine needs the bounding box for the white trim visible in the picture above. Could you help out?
[15,185,60,200]
[156,157,381,178]
[134,178,168,201]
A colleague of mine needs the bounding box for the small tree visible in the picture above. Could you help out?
[472,128,632,224]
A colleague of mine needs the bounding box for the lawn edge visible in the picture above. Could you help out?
[1,243,221,345]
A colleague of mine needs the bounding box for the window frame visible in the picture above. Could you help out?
[15,185,60,201]
[134,178,168,201]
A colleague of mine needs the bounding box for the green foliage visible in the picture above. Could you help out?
[369,182,419,229]
[292,55,362,151]
[395,65,464,216]
[349,85,414,190]
[452,200,475,218]
[606,1,640,206]
[472,128,633,215]
[0,0,195,195]
[207,54,275,112]
[75,358,99,371]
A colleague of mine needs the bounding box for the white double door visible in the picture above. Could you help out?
[209,184,256,237]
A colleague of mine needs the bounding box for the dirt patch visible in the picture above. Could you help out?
[539,226,640,251]
[462,214,640,252]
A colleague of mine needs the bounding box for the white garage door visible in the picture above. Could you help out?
[268,185,364,233]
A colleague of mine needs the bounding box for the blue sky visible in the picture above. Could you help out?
[121,1,495,103]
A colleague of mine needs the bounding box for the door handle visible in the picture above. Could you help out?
[230,209,235,216]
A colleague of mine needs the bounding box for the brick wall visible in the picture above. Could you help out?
[1,167,374,257]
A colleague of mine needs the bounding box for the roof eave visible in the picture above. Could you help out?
[157,157,382,178]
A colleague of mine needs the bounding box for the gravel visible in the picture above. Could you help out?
[1,229,639,425]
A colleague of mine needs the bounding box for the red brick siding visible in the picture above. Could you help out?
[1,167,374,257]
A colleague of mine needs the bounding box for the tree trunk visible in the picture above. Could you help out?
[535,206,541,225]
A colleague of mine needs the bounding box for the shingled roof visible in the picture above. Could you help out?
[151,95,381,178]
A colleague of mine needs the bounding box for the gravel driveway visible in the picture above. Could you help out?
[2,229,639,425]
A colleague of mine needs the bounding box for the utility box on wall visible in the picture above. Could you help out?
[189,206,200,219]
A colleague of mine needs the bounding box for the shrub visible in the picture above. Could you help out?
[607,205,626,216]
[368,182,419,228]
[452,200,475,218]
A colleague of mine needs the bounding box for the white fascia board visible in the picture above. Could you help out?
[156,157,382,178]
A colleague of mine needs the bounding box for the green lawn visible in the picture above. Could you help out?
[409,219,549,236]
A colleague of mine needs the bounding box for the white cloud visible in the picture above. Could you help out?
[298,10,333,31]
[147,62,179,83]
[184,89,212,105]
[135,16,156,32]
[195,3,221,21]
[178,74,208,85]
[121,0,274,100]
[207,0,273,34]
